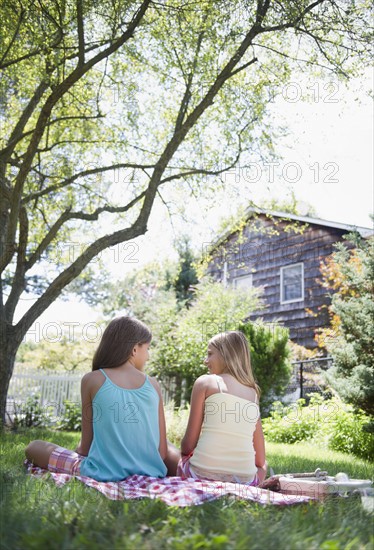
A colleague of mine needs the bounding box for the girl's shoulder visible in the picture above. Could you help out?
[81,369,106,393]
[193,374,218,393]
[81,369,104,382]
[148,375,162,396]
[219,374,259,403]
[193,374,211,387]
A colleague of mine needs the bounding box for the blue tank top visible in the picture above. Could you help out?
[80,369,167,481]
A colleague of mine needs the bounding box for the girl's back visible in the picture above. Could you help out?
[205,373,258,402]
[80,368,167,481]
[188,374,259,483]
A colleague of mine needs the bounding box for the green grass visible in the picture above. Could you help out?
[1,428,373,550]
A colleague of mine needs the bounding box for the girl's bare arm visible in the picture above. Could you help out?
[181,376,206,455]
[75,373,94,456]
[150,377,168,460]
[253,418,267,482]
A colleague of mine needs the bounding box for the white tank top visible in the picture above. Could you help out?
[189,375,260,483]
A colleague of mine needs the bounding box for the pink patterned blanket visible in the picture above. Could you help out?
[25,461,312,507]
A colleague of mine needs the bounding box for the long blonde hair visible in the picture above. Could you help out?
[209,330,260,397]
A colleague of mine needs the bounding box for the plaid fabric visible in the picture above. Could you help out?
[48,446,83,476]
[24,459,312,506]
[177,453,259,486]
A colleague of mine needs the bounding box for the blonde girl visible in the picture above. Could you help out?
[175,330,266,484]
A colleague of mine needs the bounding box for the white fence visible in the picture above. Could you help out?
[6,371,173,420]
[7,357,333,420]
[7,372,83,419]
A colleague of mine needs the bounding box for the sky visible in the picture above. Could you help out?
[18,70,373,340]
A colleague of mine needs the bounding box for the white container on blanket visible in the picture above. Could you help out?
[278,475,372,499]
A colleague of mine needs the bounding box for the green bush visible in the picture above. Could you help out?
[262,396,321,444]
[57,400,82,432]
[164,401,190,446]
[263,393,374,460]
[151,280,294,408]
[327,406,374,461]
[239,322,292,412]
[12,395,53,429]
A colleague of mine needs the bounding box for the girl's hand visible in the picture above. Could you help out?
[75,441,87,456]
[256,463,267,484]
[253,419,266,483]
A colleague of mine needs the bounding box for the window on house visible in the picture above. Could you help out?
[280,263,304,304]
[233,274,253,289]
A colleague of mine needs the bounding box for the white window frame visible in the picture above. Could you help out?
[233,273,253,289]
[280,262,304,304]
[222,261,228,288]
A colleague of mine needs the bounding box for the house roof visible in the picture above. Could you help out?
[214,207,373,245]
[244,207,373,238]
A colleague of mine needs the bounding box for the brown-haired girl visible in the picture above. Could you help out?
[25,317,168,481]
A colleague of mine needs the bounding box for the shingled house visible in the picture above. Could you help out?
[204,208,372,350]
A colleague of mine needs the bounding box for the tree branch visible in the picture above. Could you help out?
[137,0,332,238]
[156,188,177,233]
[159,116,252,185]
[173,30,205,133]
[22,162,155,204]
[4,207,28,321]
[294,24,350,78]
[259,0,325,33]
[0,114,104,160]
[0,81,50,165]
[252,41,334,74]
[77,0,85,66]
[227,57,258,79]
[34,138,113,154]
[0,5,26,67]
[1,0,152,275]
[25,190,147,270]
[255,0,271,26]
[133,21,264,238]
[0,20,64,70]
[16,220,148,337]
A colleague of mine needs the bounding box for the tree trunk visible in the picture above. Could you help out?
[0,322,21,426]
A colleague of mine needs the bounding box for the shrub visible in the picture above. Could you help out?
[263,393,374,460]
[164,401,190,446]
[239,322,293,413]
[327,406,374,461]
[151,279,262,405]
[12,395,52,429]
[57,400,82,432]
[262,396,321,444]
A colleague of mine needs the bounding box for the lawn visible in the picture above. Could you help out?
[1,428,373,550]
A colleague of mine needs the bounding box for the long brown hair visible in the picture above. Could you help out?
[209,330,260,397]
[92,317,152,371]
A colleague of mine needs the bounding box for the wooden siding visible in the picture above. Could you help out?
[206,214,354,349]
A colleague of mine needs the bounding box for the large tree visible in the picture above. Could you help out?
[0,0,372,422]
[317,233,374,418]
